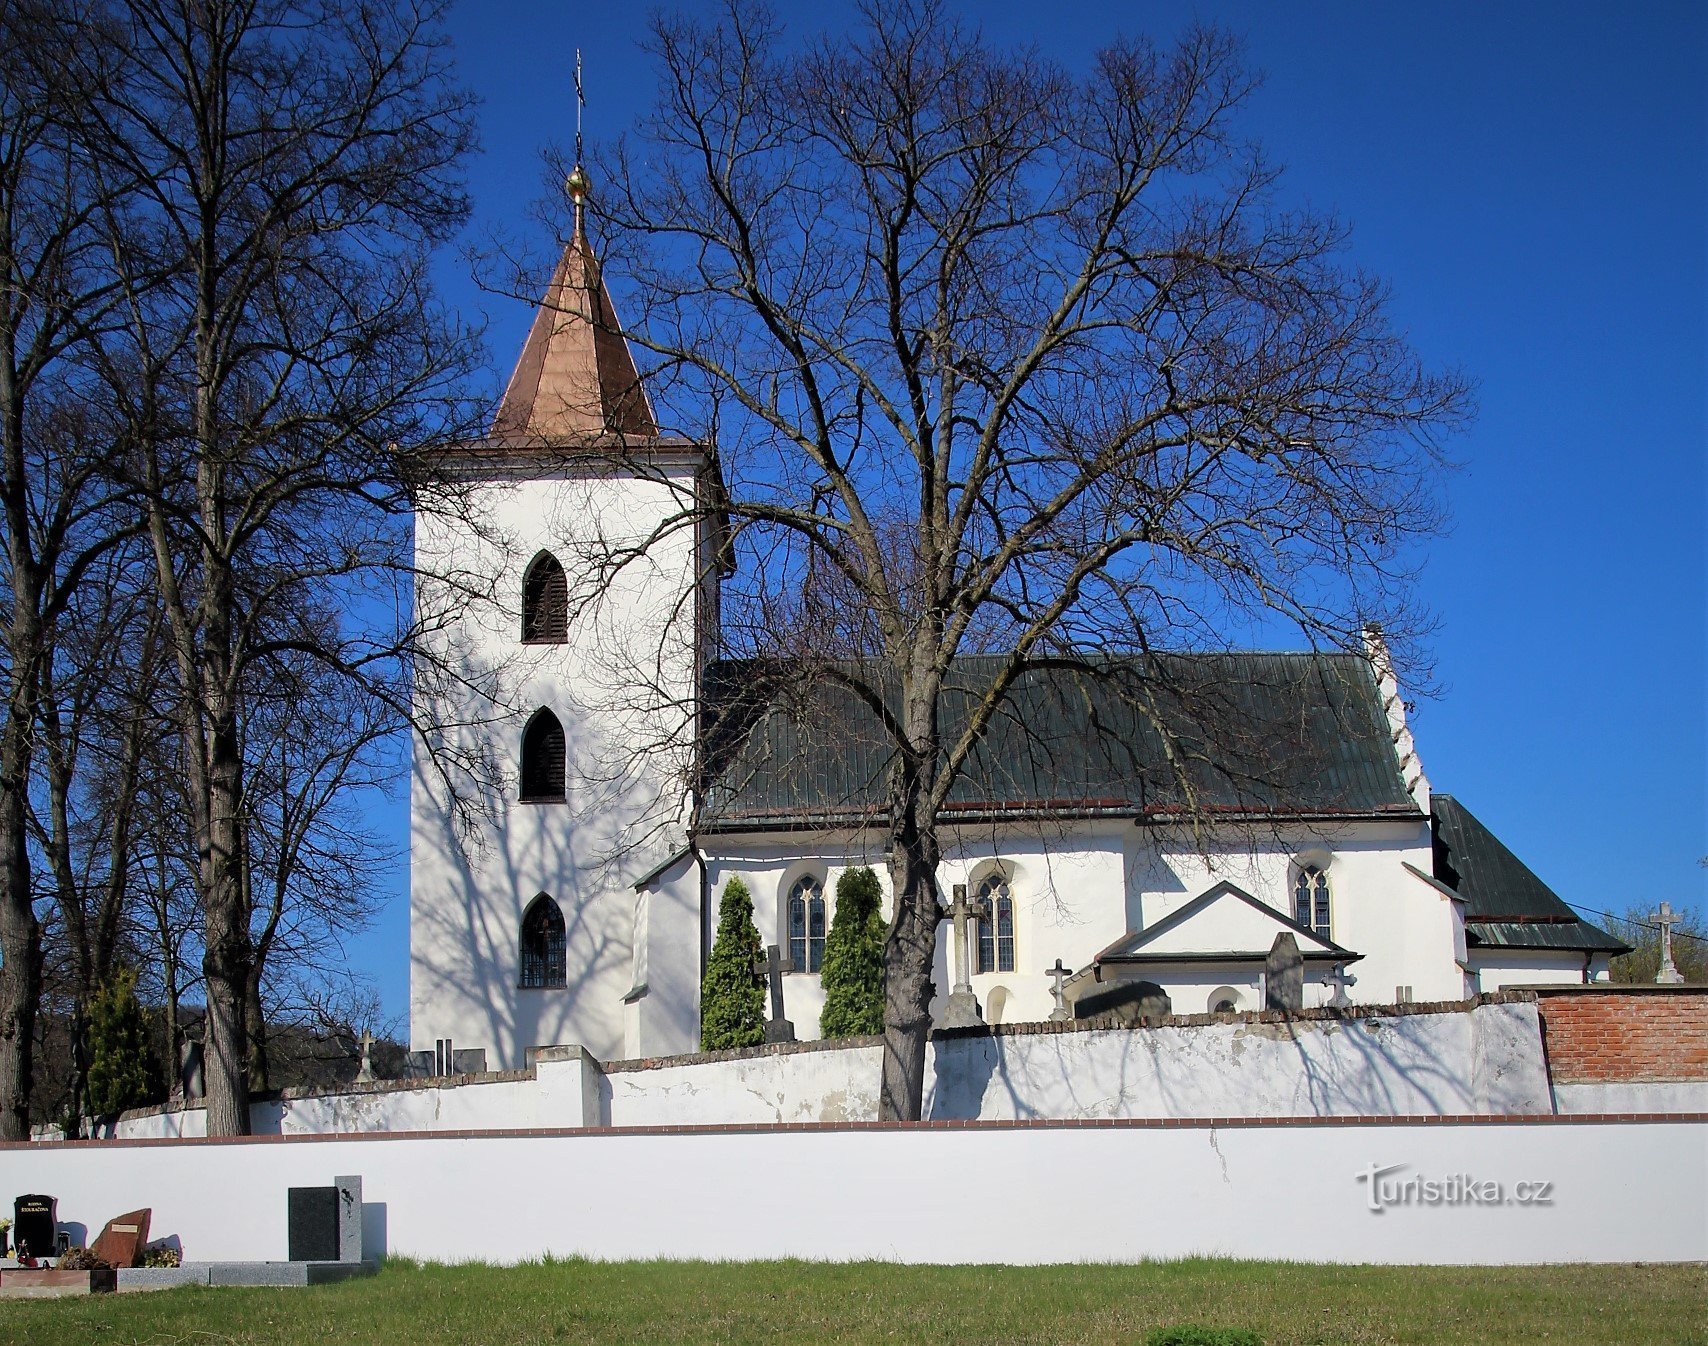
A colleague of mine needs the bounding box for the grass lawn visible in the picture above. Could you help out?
[0,1258,1701,1345]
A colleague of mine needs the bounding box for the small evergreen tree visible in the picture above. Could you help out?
[700,877,766,1050]
[84,967,164,1118]
[819,866,886,1038]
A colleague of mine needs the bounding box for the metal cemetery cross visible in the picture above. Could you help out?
[1045,958,1074,1022]
[1651,902,1685,984]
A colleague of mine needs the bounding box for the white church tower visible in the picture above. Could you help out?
[409,169,715,1071]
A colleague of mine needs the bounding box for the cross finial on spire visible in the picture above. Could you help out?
[566,48,589,240]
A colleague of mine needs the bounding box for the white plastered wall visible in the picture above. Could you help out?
[411,456,703,1069]
[1469,949,1606,990]
[696,814,1462,1036]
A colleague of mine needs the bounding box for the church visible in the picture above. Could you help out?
[407,197,1625,1075]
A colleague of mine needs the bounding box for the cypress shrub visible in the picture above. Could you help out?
[700,876,766,1050]
[819,866,886,1038]
[84,966,164,1118]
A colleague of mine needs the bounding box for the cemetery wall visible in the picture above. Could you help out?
[1534,984,1708,1083]
[3,1115,1703,1266]
[78,996,1551,1140]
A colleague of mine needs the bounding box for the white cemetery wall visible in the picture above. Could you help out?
[79,997,1551,1141]
[1553,1080,1708,1114]
[5,1116,1702,1266]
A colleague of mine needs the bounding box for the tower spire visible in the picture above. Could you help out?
[490,46,657,445]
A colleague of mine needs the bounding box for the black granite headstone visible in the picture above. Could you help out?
[13,1193,56,1261]
[288,1187,341,1262]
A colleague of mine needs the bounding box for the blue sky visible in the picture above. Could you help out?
[345,1,1706,1022]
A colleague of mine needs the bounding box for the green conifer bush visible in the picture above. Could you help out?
[700,876,766,1050]
[84,966,164,1118]
[819,866,886,1037]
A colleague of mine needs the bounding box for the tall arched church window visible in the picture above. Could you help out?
[522,551,568,644]
[975,873,1015,974]
[520,894,567,988]
[1294,865,1332,938]
[787,874,826,974]
[520,708,566,801]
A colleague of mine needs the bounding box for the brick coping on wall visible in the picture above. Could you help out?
[90,991,1545,1130]
[1530,983,1708,994]
[12,1111,1706,1151]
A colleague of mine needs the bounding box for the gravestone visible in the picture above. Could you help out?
[1320,961,1357,1009]
[354,1031,376,1083]
[176,1040,204,1102]
[287,1188,340,1262]
[1071,979,1171,1025]
[1045,959,1074,1023]
[288,1177,363,1264]
[1651,902,1685,984]
[450,1048,487,1074]
[12,1195,56,1262]
[754,944,795,1043]
[939,884,987,1029]
[335,1176,363,1263]
[1265,932,1304,1011]
[90,1209,151,1268]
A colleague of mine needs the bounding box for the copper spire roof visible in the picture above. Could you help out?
[491,206,658,443]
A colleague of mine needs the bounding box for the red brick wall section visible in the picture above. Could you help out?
[1536,988,1708,1084]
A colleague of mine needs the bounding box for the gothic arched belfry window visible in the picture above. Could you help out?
[520,894,567,988]
[520,708,566,801]
[522,551,568,643]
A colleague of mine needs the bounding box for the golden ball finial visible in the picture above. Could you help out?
[565,164,591,204]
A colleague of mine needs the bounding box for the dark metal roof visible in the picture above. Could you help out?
[701,652,1418,828]
[1430,795,1628,954]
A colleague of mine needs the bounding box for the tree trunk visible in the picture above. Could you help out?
[878,684,945,1121]
[243,963,268,1096]
[198,710,252,1135]
[0,770,38,1141]
[880,820,942,1121]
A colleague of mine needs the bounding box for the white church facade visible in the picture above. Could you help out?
[408,207,1625,1074]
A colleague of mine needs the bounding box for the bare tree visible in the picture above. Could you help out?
[83,0,479,1134]
[0,0,152,1139]
[240,647,394,1093]
[32,543,164,1131]
[575,2,1470,1119]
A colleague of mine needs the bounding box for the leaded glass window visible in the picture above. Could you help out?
[520,894,567,988]
[1294,866,1331,938]
[975,874,1014,974]
[787,874,826,973]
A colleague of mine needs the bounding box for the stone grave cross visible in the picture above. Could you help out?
[354,1029,376,1083]
[753,943,797,1042]
[1046,959,1074,1022]
[940,884,987,1028]
[1320,961,1357,1008]
[1651,902,1685,984]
